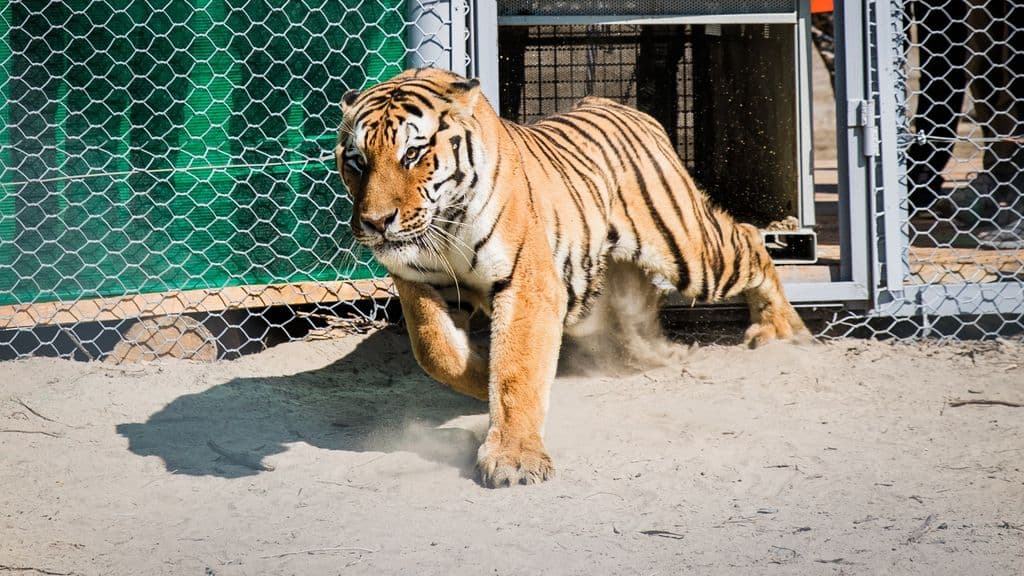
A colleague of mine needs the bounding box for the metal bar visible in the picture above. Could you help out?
[877,283,1024,317]
[796,0,816,228]
[873,0,907,294]
[0,279,397,329]
[663,280,870,306]
[0,0,11,247]
[833,0,874,294]
[783,281,871,303]
[471,0,500,106]
[497,13,798,26]
[450,0,468,75]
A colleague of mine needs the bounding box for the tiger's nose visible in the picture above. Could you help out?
[361,209,399,234]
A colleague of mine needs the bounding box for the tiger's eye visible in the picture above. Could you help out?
[405,148,419,161]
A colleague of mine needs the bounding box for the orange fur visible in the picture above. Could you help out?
[337,68,809,487]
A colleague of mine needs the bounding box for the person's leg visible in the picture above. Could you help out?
[973,2,1024,181]
[956,0,1024,247]
[906,0,971,208]
[810,13,835,91]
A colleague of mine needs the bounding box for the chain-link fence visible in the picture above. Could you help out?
[0,1,473,360]
[2,2,1021,361]
[824,0,1023,339]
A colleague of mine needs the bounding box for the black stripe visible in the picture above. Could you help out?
[544,117,618,187]
[399,102,423,117]
[576,253,596,315]
[448,134,466,185]
[464,130,478,188]
[529,123,608,204]
[607,226,619,245]
[552,210,563,262]
[625,110,713,243]
[395,89,442,111]
[582,108,694,242]
[698,257,712,302]
[578,252,605,314]
[563,256,578,314]
[718,226,745,299]
[489,277,511,301]
[476,146,503,217]
[524,126,607,218]
[390,80,454,103]
[563,114,642,259]
[513,128,591,250]
[469,201,507,269]
[489,242,526,302]
[577,110,690,291]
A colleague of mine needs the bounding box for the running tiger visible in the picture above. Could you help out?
[336,68,809,487]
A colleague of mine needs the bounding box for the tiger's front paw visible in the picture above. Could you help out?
[476,435,555,488]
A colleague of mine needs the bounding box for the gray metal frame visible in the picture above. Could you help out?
[829,0,1023,334]
[470,1,897,309]
[476,4,829,297]
[831,0,874,305]
[462,0,1024,327]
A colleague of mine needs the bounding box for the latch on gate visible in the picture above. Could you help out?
[847,99,878,157]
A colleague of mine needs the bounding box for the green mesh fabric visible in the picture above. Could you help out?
[1,0,405,307]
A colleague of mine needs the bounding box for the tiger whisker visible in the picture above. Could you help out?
[424,228,462,305]
[429,224,473,266]
[431,217,471,228]
[435,228,473,261]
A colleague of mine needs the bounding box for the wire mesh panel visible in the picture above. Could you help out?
[904,1,1024,266]
[498,25,698,174]
[0,1,466,360]
[825,0,1024,339]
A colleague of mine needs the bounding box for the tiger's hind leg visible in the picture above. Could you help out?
[733,224,811,348]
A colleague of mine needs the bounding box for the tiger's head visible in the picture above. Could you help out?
[336,68,488,266]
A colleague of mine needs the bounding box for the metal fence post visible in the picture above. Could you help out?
[834,0,874,293]
[407,0,467,75]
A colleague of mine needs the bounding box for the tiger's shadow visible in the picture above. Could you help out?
[116,329,488,480]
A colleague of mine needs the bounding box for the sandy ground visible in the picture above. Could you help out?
[1,35,1021,576]
[1,329,1022,575]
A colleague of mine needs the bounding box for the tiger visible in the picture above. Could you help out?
[336,68,809,488]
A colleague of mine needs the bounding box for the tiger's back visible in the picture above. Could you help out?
[507,96,791,335]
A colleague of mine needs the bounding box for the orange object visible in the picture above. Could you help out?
[810,0,833,13]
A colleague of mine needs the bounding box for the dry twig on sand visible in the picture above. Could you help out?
[206,440,275,471]
[299,312,389,340]
[947,399,1022,408]
[0,429,63,438]
[259,545,377,559]
[639,530,685,540]
[13,398,61,424]
[0,564,78,575]
[905,514,937,543]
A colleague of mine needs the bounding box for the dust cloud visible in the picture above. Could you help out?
[562,261,687,375]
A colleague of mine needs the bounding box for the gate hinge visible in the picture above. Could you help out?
[847,99,878,158]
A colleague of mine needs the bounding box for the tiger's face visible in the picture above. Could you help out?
[336,69,483,267]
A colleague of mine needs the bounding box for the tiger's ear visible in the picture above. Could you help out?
[341,89,361,113]
[449,78,481,116]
